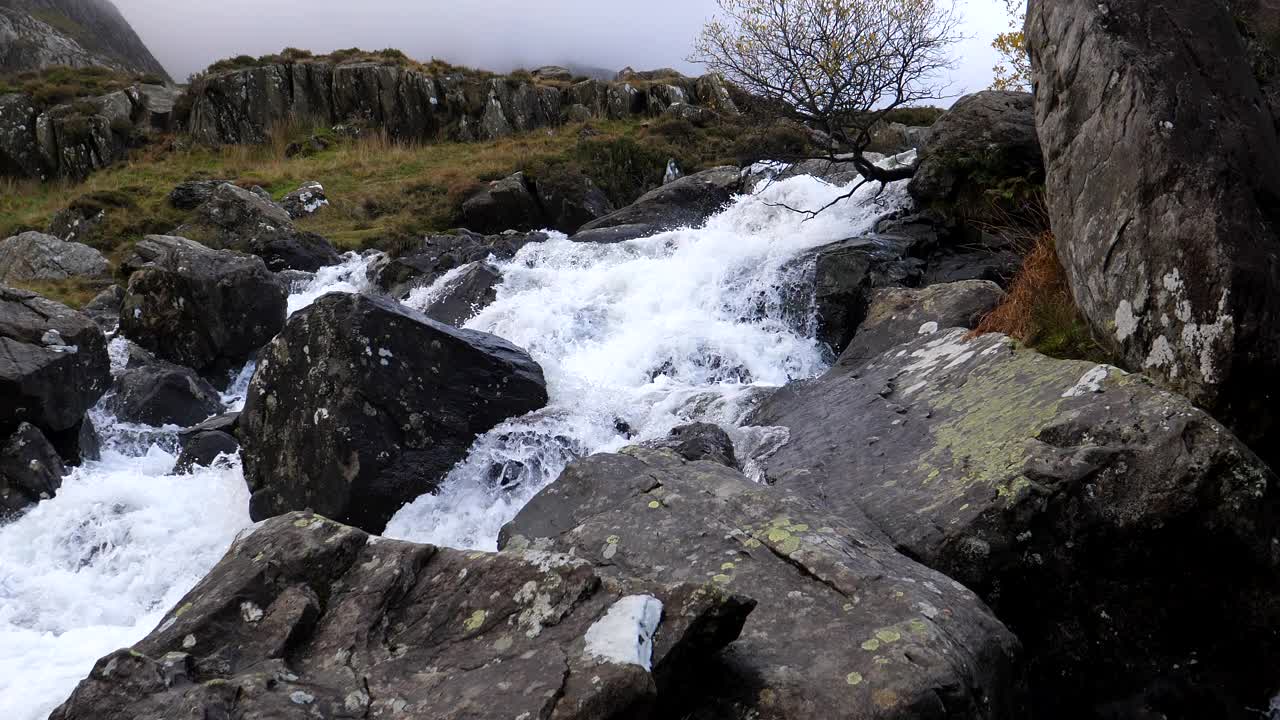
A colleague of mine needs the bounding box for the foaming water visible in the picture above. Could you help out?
[385,172,909,549]
[0,254,372,720]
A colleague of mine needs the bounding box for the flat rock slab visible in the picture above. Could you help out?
[51,512,751,720]
[503,447,1024,720]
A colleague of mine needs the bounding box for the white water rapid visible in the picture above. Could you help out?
[0,168,908,719]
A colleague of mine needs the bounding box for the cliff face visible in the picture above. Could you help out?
[189,62,738,146]
[0,0,168,79]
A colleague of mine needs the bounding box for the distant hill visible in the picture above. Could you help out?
[0,0,168,80]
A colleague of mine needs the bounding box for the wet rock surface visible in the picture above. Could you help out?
[752,329,1280,717]
[106,344,223,428]
[51,511,751,720]
[576,166,741,235]
[118,235,287,378]
[367,231,543,299]
[0,421,65,517]
[417,260,502,326]
[240,292,549,533]
[503,446,1024,720]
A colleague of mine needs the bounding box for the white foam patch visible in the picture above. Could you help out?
[583,595,663,670]
[286,252,376,316]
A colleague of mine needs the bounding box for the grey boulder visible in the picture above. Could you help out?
[278,180,328,219]
[0,231,108,284]
[173,183,341,272]
[576,166,741,235]
[0,422,65,517]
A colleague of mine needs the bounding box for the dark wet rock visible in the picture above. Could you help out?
[537,174,614,234]
[118,235,287,377]
[167,179,226,210]
[571,223,665,244]
[81,284,123,332]
[51,510,751,720]
[640,423,738,469]
[50,417,100,467]
[240,292,548,533]
[367,231,542,299]
[0,231,108,284]
[0,286,110,435]
[183,411,240,438]
[751,330,1280,717]
[577,166,741,234]
[908,91,1042,206]
[173,430,238,473]
[173,183,341,272]
[418,260,502,327]
[876,210,1022,287]
[460,172,545,233]
[107,347,223,427]
[278,180,328,219]
[0,422,65,517]
[837,280,1005,370]
[502,447,1025,720]
[1028,0,1280,467]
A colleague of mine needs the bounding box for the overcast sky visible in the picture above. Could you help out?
[114,0,1011,104]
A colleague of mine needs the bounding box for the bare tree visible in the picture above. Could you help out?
[693,0,962,211]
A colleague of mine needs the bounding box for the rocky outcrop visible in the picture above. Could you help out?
[460,172,545,233]
[1027,0,1280,466]
[118,235,288,378]
[537,173,615,233]
[836,280,1005,370]
[0,93,44,178]
[367,230,542,298]
[106,344,223,427]
[0,230,108,283]
[240,292,548,533]
[173,183,341,272]
[751,329,1280,716]
[167,179,225,210]
[502,445,1024,719]
[189,61,733,147]
[575,166,741,238]
[0,421,65,517]
[51,510,752,720]
[0,285,110,437]
[908,91,1041,206]
[0,0,168,77]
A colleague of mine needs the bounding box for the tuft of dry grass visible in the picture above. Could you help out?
[974,230,1110,362]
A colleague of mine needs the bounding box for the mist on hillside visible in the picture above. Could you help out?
[112,0,1008,101]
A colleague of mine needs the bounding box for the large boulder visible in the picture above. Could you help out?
[278,180,328,219]
[908,92,1042,206]
[836,280,1005,370]
[415,260,503,326]
[1027,0,1280,465]
[118,235,288,378]
[0,286,110,435]
[106,344,223,427]
[167,179,226,210]
[575,166,741,235]
[240,292,549,533]
[502,445,1024,719]
[173,183,341,272]
[459,172,546,234]
[51,511,752,720]
[751,329,1280,716]
[367,231,541,299]
[536,174,615,234]
[0,231,109,284]
[0,422,65,517]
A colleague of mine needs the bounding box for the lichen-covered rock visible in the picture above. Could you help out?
[50,511,752,720]
[751,329,1280,716]
[240,292,549,533]
[460,172,546,233]
[173,183,341,272]
[167,179,226,210]
[908,92,1041,205]
[576,166,741,235]
[0,422,65,517]
[367,231,543,298]
[502,447,1024,720]
[639,422,738,469]
[0,231,108,284]
[48,203,106,246]
[0,286,110,435]
[278,180,328,219]
[836,280,1005,370]
[35,91,136,180]
[0,93,45,179]
[106,344,223,428]
[1027,0,1280,467]
[118,235,287,377]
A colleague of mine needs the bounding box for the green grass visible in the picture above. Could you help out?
[0,65,162,109]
